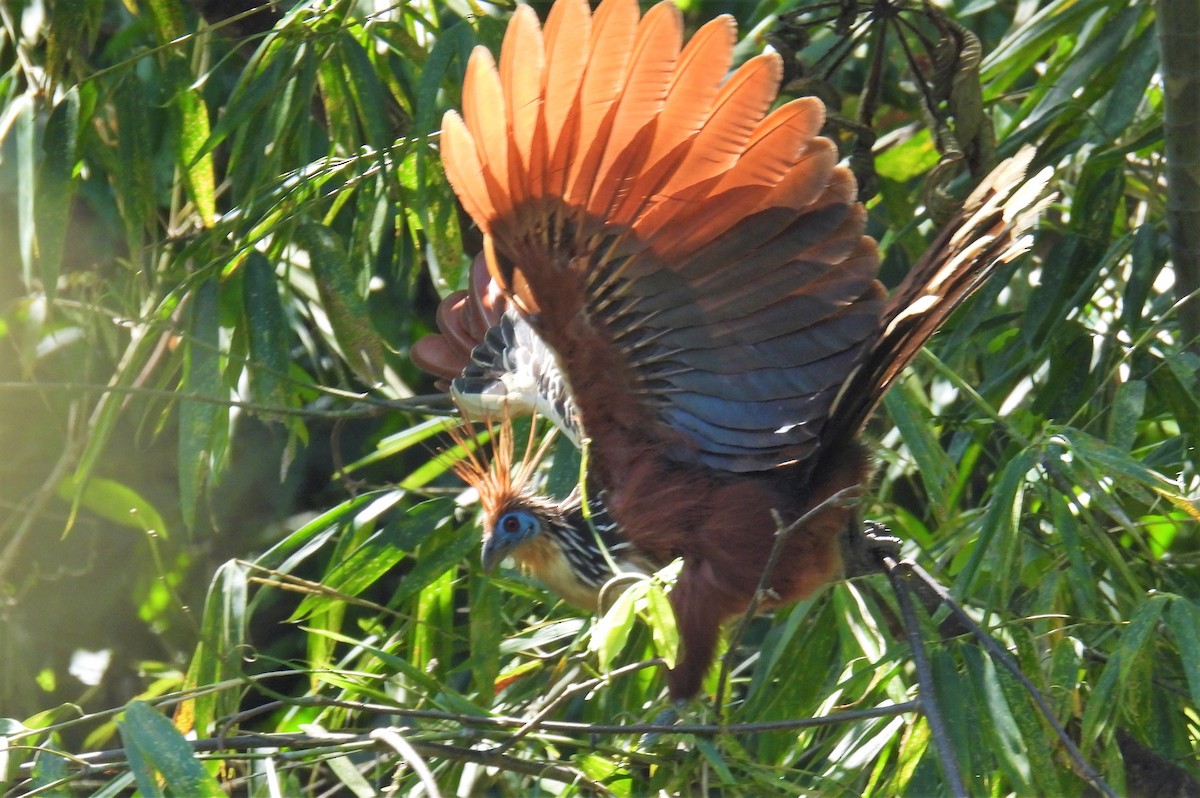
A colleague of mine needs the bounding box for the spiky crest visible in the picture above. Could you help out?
[444,409,559,519]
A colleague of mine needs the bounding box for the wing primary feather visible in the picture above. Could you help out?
[564,0,639,207]
[440,111,495,231]
[542,0,591,198]
[462,45,513,219]
[587,0,681,219]
[500,5,545,202]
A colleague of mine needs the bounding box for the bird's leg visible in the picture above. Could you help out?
[840,519,902,578]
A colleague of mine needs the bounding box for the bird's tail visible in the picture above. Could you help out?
[826,148,1055,442]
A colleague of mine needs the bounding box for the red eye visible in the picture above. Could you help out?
[501,514,522,534]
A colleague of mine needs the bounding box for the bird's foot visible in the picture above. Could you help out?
[842,520,903,578]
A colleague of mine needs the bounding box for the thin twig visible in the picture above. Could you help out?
[893,560,1117,798]
[370,728,442,798]
[489,658,663,754]
[21,733,605,793]
[212,693,916,739]
[883,555,968,798]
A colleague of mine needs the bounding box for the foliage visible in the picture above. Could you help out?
[0,0,1196,795]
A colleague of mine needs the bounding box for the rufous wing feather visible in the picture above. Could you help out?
[441,0,883,479]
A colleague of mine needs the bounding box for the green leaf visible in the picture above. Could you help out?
[1168,598,1200,712]
[389,517,476,606]
[118,701,223,797]
[56,475,168,538]
[35,88,81,304]
[1107,379,1146,452]
[954,448,1035,599]
[644,580,678,669]
[969,648,1032,792]
[297,222,385,384]
[242,253,291,409]
[291,499,450,620]
[336,32,390,152]
[184,560,248,737]
[114,76,157,256]
[145,0,215,226]
[884,379,953,520]
[1080,594,1167,747]
[591,587,638,671]
[179,278,223,532]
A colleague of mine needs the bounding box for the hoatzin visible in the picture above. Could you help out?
[413,0,1051,701]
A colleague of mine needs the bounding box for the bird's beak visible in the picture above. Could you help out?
[481,535,510,573]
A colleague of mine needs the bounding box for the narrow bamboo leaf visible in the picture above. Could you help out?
[122,731,164,798]
[336,33,389,152]
[968,648,1032,791]
[45,0,101,79]
[35,88,80,303]
[174,74,217,227]
[351,416,458,476]
[144,0,216,226]
[954,448,1035,598]
[179,278,223,532]
[55,475,168,538]
[291,500,450,620]
[298,222,385,384]
[591,588,637,671]
[118,701,223,797]
[30,746,69,794]
[1052,492,1102,615]
[317,51,355,147]
[1057,426,1181,501]
[694,737,736,785]
[1023,6,1139,130]
[469,572,503,697]
[393,532,476,611]
[1080,594,1167,746]
[202,50,287,163]
[1122,225,1160,331]
[644,581,678,669]
[1160,351,1200,442]
[326,755,377,798]
[305,628,451,700]
[1168,598,1200,712]
[114,77,157,256]
[1094,28,1160,143]
[413,23,473,293]
[930,649,974,786]
[242,253,290,409]
[185,560,248,737]
[884,380,952,520]
[251,491,385,574]
[16,93,36,292]
[1107,379,1146,452]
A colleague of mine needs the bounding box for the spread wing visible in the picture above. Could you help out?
[440,0,884,477]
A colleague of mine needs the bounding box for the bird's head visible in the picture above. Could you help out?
[444,410,559,571]
[480,499,557,572]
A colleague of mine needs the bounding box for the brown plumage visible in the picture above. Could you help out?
[436,0,1051,700]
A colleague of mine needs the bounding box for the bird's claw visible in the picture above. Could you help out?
[842,520,903,577]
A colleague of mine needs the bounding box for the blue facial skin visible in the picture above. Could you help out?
[481,509,542,571]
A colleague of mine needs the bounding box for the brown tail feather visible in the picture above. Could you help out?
[826,147,1054,444]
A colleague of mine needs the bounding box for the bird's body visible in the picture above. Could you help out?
[422,0,1051,701]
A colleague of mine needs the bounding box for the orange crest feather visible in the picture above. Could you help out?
[445,411,560,517]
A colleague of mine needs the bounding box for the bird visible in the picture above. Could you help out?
[421,0,1052,702]
[443,414,656,612]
